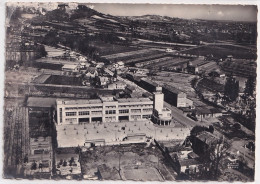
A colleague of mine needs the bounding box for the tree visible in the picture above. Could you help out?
[190,126,207,136]
[224,76,239,102]
[113,69,118,78]
[244,76,256,98]
[202,138,230,180]
[208,125,214,133]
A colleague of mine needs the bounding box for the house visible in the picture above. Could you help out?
[95,62,105,69]
[187,61,199,74]
[165,48,174,53]
[226,55,233,61]
[177,158,202,174]
[99,76,109,86]
[62,64,79,72]
[85,67,98,78]
[195,106,222,120]
[192,131,220,156]
[107,81,127,90]
[113,61,124,69]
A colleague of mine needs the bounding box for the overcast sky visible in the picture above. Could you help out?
[92,4,257,22]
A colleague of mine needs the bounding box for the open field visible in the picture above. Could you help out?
[183,45,256,59]
[101,48,162,63]
[122,166,163,181]
[44,75,82,86]
[89,41,139,56]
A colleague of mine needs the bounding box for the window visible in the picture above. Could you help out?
[131,115,141,119]
[59,108,62,123]
[143,108,153,112]
[131,109,141,113]
[142,115,151,119]
[65,118,77,124]
[91,111,102,115]
[91,106,103,109]
[78,107,90,110]
[105,110,116,114]
[79,111,89,116]
[119,109,129,114]
[105,106,116,109]
[65,107,78,110]
[66,112,77,116]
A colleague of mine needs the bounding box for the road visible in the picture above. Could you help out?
[105,68,199,129]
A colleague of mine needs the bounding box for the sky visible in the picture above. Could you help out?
[6,2,257,22]
[92,4,257,22]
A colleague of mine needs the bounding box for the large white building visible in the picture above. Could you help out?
[151,87,172,126]
[56,96,154,125]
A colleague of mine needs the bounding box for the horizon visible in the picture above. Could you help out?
[7,2,258,22]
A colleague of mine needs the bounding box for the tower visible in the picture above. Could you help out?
[153,86,164,112]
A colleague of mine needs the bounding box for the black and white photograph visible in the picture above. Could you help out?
[1,1,258,182]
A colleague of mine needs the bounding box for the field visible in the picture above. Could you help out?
[89,41,139,56]
[143,57,188,69]
[101,48,163,63]
[3,100,30,178]
[44,75,82,86]
[122,166,163,181]
[183,45,256,59]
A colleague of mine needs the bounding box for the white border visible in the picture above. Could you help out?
[0,1,259,184]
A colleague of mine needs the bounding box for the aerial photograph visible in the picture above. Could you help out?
[3,2,257,182]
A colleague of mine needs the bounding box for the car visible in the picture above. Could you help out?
[187,113,198,121]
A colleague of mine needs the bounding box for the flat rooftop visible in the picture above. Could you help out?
[117,98,152,103]
[57,99,102,105]
[27,97,57,108]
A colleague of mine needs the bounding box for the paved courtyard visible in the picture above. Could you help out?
[56,120,191,147]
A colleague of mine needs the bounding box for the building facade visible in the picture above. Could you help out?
[151,87,172,126]
[56,96,153,125]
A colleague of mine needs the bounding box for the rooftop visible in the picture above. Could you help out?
[62,64,78,69]
[163,84,183,95]
[117,97,152,103]
[57,99,102,105]
[178,158,201,167]
[27,97,57,108]
[196,131,219,144]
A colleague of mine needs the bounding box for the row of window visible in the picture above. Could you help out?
[119,109,129,114]
[131,109,142,113]
[143,108,153,112]
[118,104,153,108]
[65,106,103,110]
[65,109,153,117]
[105,105,116,109]
[105,110,116,114]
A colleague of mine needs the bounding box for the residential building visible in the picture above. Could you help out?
[62,64,79,72]
[107,81,127,90]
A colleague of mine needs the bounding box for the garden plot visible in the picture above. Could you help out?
[102,48,156,60]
